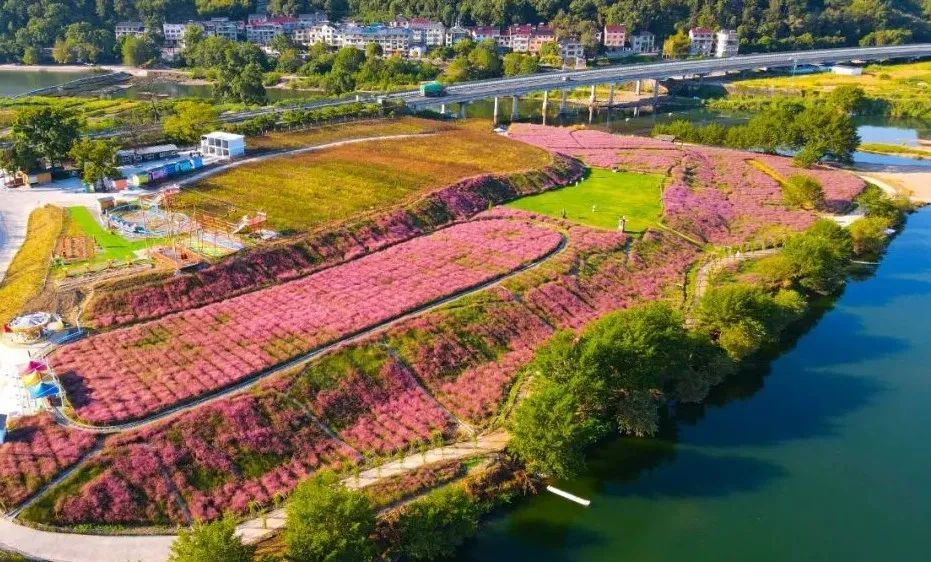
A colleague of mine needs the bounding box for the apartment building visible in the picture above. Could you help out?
[115,22,146,39]
[528,25,555,54]
[689,27,715,56]
[715,29,739,57]
[603,24,626,50]
[630,31,655,53]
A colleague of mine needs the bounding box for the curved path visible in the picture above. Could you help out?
[51,231,568,434]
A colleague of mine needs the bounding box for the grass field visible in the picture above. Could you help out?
[0,206,65,325]
[59,207,160,270]
[247,117,453,151]
[176,120,552,232]
[731,61,931,107]
[507,168,664,233]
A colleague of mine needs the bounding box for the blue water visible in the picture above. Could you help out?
[456,209,931,561]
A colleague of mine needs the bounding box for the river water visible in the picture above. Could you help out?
[0,69,96,97]
[455,208,931,561]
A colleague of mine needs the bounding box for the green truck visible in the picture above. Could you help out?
[419,81,447,97]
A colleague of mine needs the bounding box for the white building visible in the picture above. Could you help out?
[201,132,245,159]
[445,24,471,46]
[715,29,739,58]
[471,26,501,45]
[203,18,241,41]
[115,22,146,39]
[689,27,715,56]
[406,17,446,47]
[294,22,341,46]
[339,24,411,52]
[559,38,585,60]
[630,31,655,53]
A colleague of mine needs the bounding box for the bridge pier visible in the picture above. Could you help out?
[541,90,549,125]
[559,89,568,114]
[635,79,641,96]
[493,96,499,125]
[607,84,616,108]
[459,102,467,119]
[440,103,446,115]
[511,95,520,121]
[589,85,597,106]
[653,80,660,108]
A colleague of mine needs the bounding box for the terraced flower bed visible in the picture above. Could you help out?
[508,124,866,244]
[51,219,564,425]
[0,415,97,509]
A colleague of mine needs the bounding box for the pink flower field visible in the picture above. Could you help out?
[509,124,866,244]
[0,416,97,508]
[52,219,563,425]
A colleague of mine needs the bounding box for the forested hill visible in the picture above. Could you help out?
[0,0,928,64]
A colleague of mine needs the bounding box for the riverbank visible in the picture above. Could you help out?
[0,64,148,77]
[856,167,931,203]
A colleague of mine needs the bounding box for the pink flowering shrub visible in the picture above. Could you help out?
[54,391,357,525]
[52,219,563,425]
[0,415,97,509]
[288,348,456,455]
[86,155,585,329]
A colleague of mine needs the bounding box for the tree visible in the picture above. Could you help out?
[121,35,157,66]
[364,42,383,59]
[394,487,479,561]
[169,514,255,562]
[663,30,690,59]
[782,174,825,210]
[848,215,891,257]
[9,107,81,169]
[828,85,868,115]
[162,101,219,144]
[782,219,854,294]
[696,283,780,360]
[502,53,538,76]
[69,139,119,189]
[792,105,861,166]
[232,63,268,105]
[538,41,561,66]
[285,471,375,562]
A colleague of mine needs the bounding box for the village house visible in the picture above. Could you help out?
[689,27,715,56]
[115,21,146,39]
[603,24,627,50]
[715,29,739,57]
[630,31,656,53]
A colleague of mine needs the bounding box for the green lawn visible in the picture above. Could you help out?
[507,168,664,233]
[63,206,161,266]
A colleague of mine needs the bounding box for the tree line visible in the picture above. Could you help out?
[1,0,927,65]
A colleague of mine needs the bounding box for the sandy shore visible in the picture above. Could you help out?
[0,63,148,77]
[855,165,931,203]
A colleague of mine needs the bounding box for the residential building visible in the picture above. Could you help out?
[201,132,246,159]
[630,31,655,53]
[689,27,714,56]
[406,17,446,47]
[471,26,501,45]
[294,22,340,46]
[507,24,533,52]
[340,24,412,53]
[603,24,626,50]
[559,37,585,61]
[528,25,555,54]
[445,24,470,46]
[715,29,739,58]
[115,22,146,39]
[162,22,206,46]
[203,18,241,41]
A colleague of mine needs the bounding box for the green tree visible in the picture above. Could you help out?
[394,487,479,561]
[696,284,779,360]
[169,514,255,562]
[848,215,892,257]
[9,107,81,169]
[364,42,383,59]
[792,105,861,166]
[69,139,119,189]
[782,219,854,294]
[121,35,157,66]
[782,174,825,210]
[285,471,375,562]
[828,85,868,115]
[233,62,268,105]
[162,101,219,144]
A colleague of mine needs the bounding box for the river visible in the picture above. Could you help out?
[0,69,97,97]
[454,208,931,561]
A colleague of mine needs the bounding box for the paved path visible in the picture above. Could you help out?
[235,431,510,544]
[687,248,778,324]
[0,431,510,562]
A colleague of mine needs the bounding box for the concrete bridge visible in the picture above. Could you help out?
[391,43,931,120]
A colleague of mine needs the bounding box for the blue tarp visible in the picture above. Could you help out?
[27,382,59,399]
